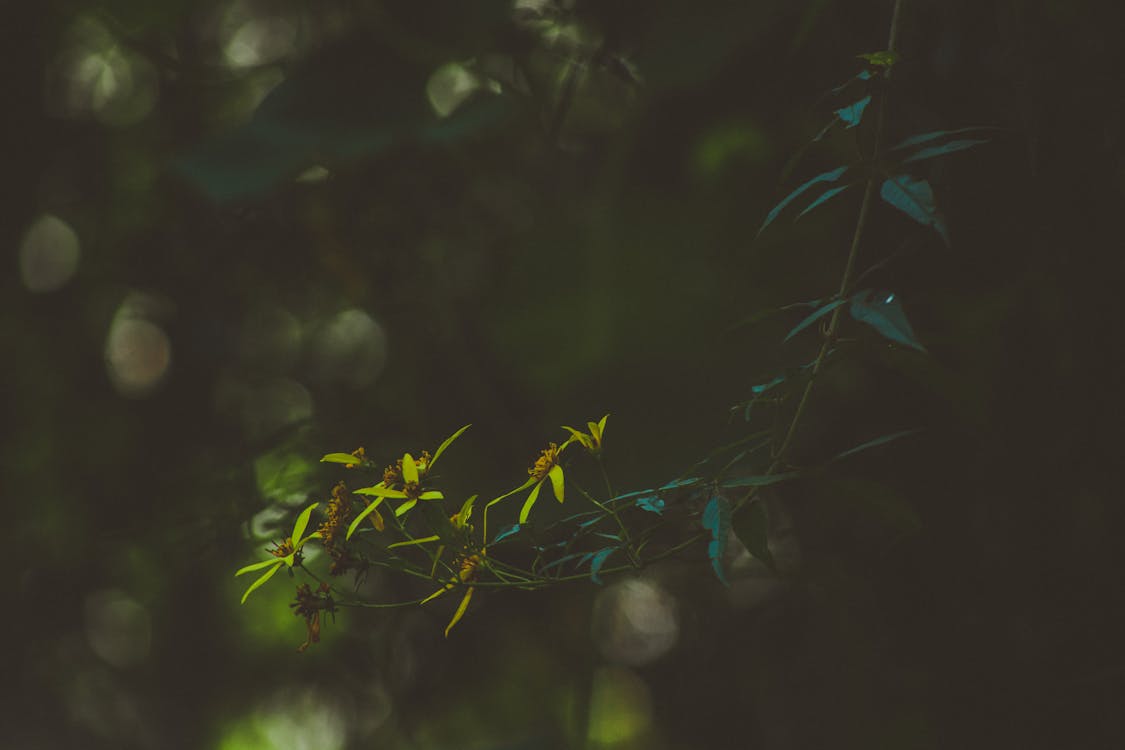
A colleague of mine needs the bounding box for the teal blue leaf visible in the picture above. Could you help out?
[784,299,846,342]
[849,289,926,352]
[701,495,732,586]
[661,478,702,490]
[835,95,871,129]
[759,166,849,235]
[831,68,873,94]
[732,500,775,570]
[901,139,989,164]
[832,428,922,462]
[721,472,799,488]
[891,126,998,151]
[492,523,522,543]
[588,547,619,585]
[751,375,785,395]
[880,175,949,246]
[539,552,587,572]
[795,185,851,220]
[635,495,665,514]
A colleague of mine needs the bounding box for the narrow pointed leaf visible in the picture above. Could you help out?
[833,428,922,462]
[795,185,851,220]
[548,464,565,503]
[321,452,365,465]
[346,497,385,540]
[290,503,319,545]
[784,299,846,342]
[354,484,407,499]
[721,472,799,488]
[835,95,871,129]
[387,535,441,549]
[235,557,284,577]
[661,477,702,490]
[492,523,522,543]
[880,175,949,245]
[394,499,418,517]
[444,586,475,637]
[486,477,537,509]
[635,495,665,514]
[759,166,849,234]
[732,500,776,571]
[519,481,544,524]
[240,562,282,604]
[702,494,732,586]
[421,584,453,605]
[401,453,418,484]
[849,289,926,351]
[901,139,989,164]
[430,424,471,470]
[455,495,477,527]
[588,547,619,585]
[891,126,998,151]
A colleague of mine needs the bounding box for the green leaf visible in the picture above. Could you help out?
[444,586,475,638]
[430,424,471,471]
[388,535,441,549]
[519,481,544,524]
[795,185,851,220]
[290,502,319,544]
[346,497,385,540]
[240,562,282,604]
[548,464,565,503]
[880,174,949,246]
[721,472,799,488]
[588,547,619,585]
[486,477,537,509]
[354,484,407,499]
[835,95,871,129]
[784,299,846,342]
[858,50,899,68]
[849,289,926,352]
[832,428,922,462]
[732,500,776,570]
[759,166,849,235]
[701,494,732,586]
[394,499,418,517]
[891,127,998,151]
[234,557,283,577]
[321,452,364,465]
[901,139,989,164]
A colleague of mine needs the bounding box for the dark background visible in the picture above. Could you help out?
[4,0,1123,748]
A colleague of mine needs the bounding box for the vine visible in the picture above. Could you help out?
[234,0,994,650]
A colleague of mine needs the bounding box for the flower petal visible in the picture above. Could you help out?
[401,453,419,484]
[240,562,282,604]
[354,485,407,499]
[234,557,283,577]
[444,586,475,638]
[419,490,444,500]
[394,498,418,517]
[519,480,544,524]
[290,502,319,546]
[346,497,386,540]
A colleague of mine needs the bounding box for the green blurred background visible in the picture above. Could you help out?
[4,0,1123,747]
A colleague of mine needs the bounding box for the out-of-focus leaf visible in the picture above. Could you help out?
[635,495,665,514]
[387,535,441,549]
[721,472,799,488]
[849,289,926,352]
[661,477,702,491]
[732,500,775,570]
[346,497,385,540]
[588,548,618,585]
[795,185,851,220]
[784,299,846,342]
[702,494,732,586]
[430,424,471,471]
[240,562,282,604]
[759,166,849,235]
[835,95,871,129]
[832,428,922,462]
[831,68,874,93]
[880,174,949,246]
[858,50,899,68]
[901,139,990,164]
[891,126,998,151]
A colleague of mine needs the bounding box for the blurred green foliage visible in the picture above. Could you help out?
[4,0,1124,748]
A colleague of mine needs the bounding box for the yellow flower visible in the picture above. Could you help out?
[235,502,322,603]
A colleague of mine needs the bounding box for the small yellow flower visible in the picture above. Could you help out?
[235,502,322,603]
